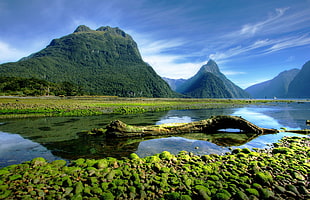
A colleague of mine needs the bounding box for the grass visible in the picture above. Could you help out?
[0,96,299,118]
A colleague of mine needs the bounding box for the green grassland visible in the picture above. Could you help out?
[0,96,298,118]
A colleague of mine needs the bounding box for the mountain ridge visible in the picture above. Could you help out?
[245,60,310,98]
[245,68,300,98]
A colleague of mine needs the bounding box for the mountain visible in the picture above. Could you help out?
[162,77,186,91]
[175,60,250,98]
[287,61,310,98]
[245,68,300,98]
[0,25,175,97]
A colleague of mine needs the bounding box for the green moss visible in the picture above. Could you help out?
[129,153,140,160]
[0,169,10,175]
[214,192,230,200]
[101,192,115,200]
[159,151,175,160]
[72,158,86,167]
[241,148,252,154]
[180,194,192,200]
[260,188,275,199]
[96,159,108,169]
[164,192,181,200]
[145,155,161,163]
[245,188,259,197]
[0,137,309,199]
[272,147,294,154]
[9,174,22,181]
[31,157,47,166]
[235,190,249,200]
[255,171,273,185]
[51,160,67,168]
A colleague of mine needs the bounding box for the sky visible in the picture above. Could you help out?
[0,0,309,88]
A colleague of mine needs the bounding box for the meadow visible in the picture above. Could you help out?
[0,96,296,118]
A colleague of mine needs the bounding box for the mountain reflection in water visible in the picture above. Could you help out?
[0,102,309,167]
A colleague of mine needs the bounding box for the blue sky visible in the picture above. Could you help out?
[0,0,309,88]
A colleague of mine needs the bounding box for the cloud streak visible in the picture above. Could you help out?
[239,7,290,36]
[135,35,204,79]
[207,7,310,64]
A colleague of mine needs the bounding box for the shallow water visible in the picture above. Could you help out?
[0,102,309,167]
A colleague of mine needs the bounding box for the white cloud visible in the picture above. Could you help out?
[143,54,204,79]
[222,70,246,76]
[209,33,310,64]
[239,7,289,36]
[131,32,205,79]
[207,7,310,63]
[266,34,310,53]
[0,41,27,63]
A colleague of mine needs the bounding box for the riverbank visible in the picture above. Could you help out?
[0,96,302,118]
[0,136,309,199]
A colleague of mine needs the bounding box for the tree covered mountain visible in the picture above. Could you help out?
[245,69,300,98]
[0,25,175,97]
[172,60,250,98]
[287,61,310,98]
[0,77,83,96]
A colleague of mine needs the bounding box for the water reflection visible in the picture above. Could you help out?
[134,103,309,157]
[0,131,62,167]
[0,102,309,168]
[231,107,286,129]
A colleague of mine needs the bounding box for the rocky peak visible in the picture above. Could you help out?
[203,59,221,74]
[96,26,128,38]
[74,25,92,33]
[73,25,128,38]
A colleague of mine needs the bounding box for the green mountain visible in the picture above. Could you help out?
[287,61,310,98]
[0,25,175,97]
[245,68,300,98]
[175,60,250,98]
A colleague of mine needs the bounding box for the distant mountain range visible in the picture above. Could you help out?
[245,69,300,98]
[162,77,186,91]
[0,25,175,97]
[246,61,310,98]
[164,60,250,98]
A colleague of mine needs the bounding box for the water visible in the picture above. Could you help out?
[0,102,309,168]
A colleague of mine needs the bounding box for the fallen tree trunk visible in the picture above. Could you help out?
[105,115,278,138]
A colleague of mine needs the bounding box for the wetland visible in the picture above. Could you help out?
[0,98,309,168]
[0,97,309,199]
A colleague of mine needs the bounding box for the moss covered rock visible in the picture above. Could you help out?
[0,137,309,199]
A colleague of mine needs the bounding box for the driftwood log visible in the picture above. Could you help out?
[105,115,278,138]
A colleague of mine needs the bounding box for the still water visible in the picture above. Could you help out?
[0,102,309,168]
